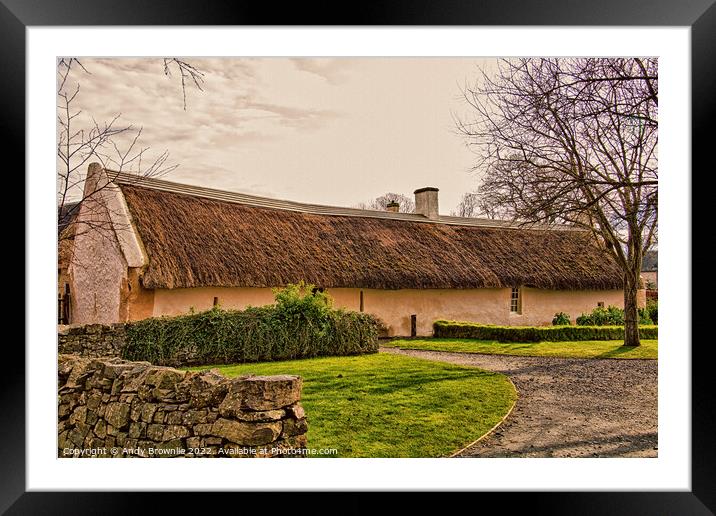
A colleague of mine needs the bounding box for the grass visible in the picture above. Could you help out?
[190,353,516,458]
[382,338,658,359]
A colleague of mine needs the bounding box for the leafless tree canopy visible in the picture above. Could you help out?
[355,193,416,213]
[57,57,206,274]
[451,192,478,217]
[451,191,509,219]
[457,58,658,346]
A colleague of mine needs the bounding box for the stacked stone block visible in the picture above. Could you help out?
[58,354,308,458]
[58,324,126,358]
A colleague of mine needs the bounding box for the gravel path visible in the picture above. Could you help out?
[381,347,658,458]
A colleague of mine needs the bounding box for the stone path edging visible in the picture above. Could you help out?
[447,374,518,458]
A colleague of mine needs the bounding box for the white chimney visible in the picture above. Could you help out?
[414,187,439,220]
[386,201,400,213]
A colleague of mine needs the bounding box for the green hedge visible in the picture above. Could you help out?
[123,283,380,366]
[433,320,658,342]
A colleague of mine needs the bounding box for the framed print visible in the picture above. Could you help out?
[8,0,713,513]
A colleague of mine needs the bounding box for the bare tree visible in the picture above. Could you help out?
[457,58,658,347]
[451,192,479,217]
[57,58,205,250]
[451,191,508,219]
[355,193,415,213]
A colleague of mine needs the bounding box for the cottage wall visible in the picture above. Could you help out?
[152,287,276,316]
[68,204,128,324]
[68,165,148,324]
[333,287,626,335]
[147,286,627,336]
[122,268,155,321]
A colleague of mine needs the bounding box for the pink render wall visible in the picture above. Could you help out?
[152,287,276,317]
[68,207,128,325]
[69,242,127,324]
[149,286,627,336]
[330,287,626,335]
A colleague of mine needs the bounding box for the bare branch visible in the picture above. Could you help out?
[57,58,90,94]
[163,58,206,110]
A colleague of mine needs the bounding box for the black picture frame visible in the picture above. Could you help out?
[7,1,710,513]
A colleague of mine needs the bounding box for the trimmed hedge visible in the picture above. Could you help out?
[123,283,381,365]
[433,320,658,342]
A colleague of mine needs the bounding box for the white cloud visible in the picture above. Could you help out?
[60,57,486,211]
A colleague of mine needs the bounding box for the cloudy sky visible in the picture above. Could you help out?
[60,57,497,213]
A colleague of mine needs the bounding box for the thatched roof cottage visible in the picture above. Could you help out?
[64,163,634,336]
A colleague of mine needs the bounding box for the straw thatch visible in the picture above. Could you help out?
[120,184,623,291]
[58,202,80,270]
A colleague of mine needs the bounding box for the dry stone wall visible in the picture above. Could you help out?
[58,324,126,358]
[58,354,308,458]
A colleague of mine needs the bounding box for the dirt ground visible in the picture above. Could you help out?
[381,347,658,458]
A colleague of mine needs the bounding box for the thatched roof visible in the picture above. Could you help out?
[115,175,623,291]
[58,201,80,270]
[58,201,80,235]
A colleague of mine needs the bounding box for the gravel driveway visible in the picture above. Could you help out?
[381,347,658,458]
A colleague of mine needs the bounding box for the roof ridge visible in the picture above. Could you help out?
[109,170,579,231]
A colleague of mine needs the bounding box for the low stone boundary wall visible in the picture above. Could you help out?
[58,324,126,358]
[58,354,308,458]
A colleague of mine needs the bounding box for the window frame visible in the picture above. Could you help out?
[510,287,522,314]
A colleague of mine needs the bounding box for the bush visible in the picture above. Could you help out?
[646,299,658,324]
[433,320,658,342]
[575,305,622,325]
[552,312,571,326]
[638,308,654,325]
[123,282,380,366]
[576,305,653,326]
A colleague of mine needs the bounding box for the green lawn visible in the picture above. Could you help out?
[382,338,658,359]
[193,353,516,458]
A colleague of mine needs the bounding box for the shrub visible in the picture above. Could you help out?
[272,281,332,322]
[123,282,380,366]
[576,305,653,326]
[576,305,622,325]
[645,299,658,324]
[433,320,658,342]
[574,313,590,325]
[638,308,654,325]
[552,312,571,326]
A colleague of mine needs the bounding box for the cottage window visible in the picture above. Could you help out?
[58,283,71,325]
[597,301,605,308]
[510,287,522,314]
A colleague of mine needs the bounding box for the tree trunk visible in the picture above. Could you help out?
[623,272,641,347]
